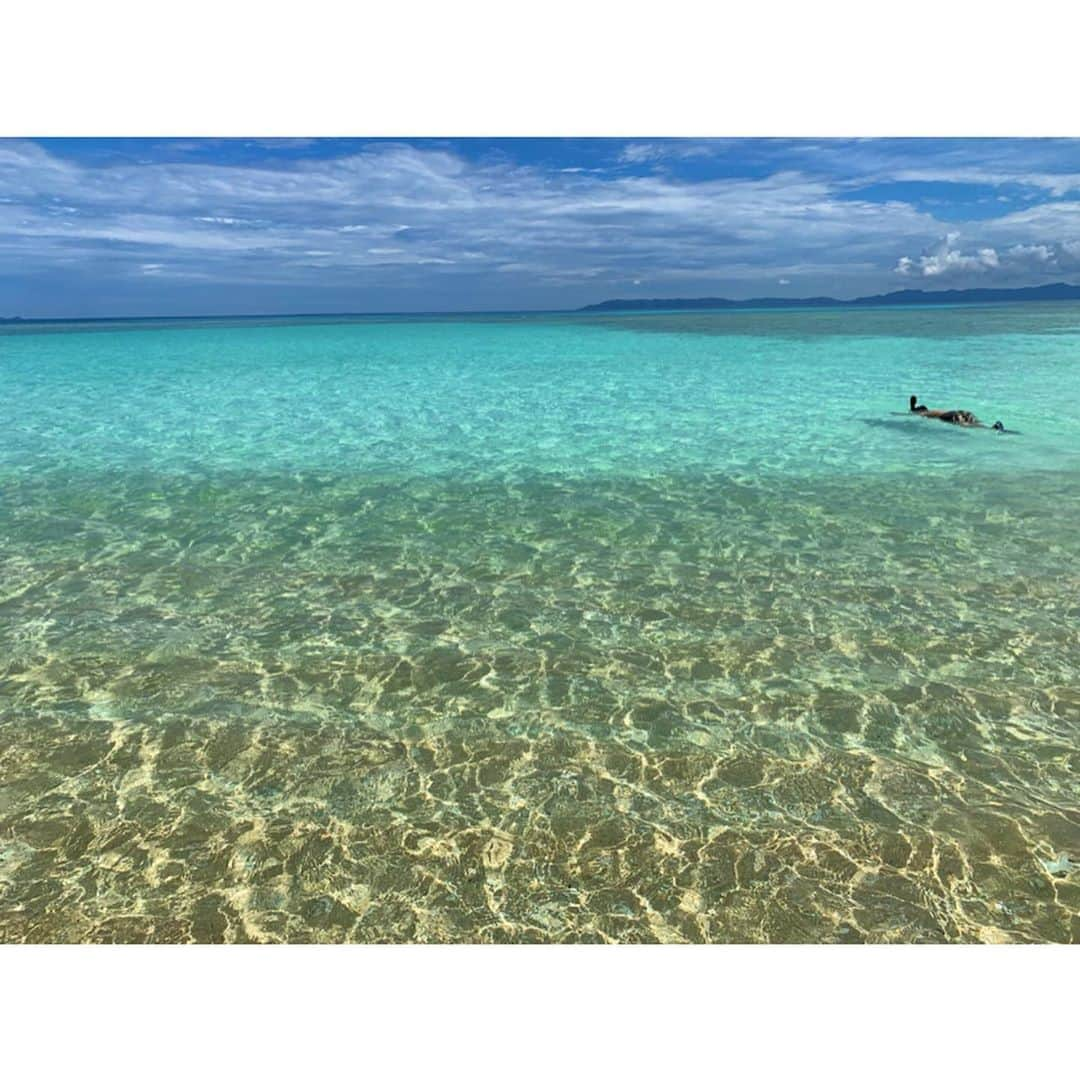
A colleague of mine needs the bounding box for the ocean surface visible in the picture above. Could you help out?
[1,303,1078,942]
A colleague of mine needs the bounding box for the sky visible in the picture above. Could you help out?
[3,138,1080,318]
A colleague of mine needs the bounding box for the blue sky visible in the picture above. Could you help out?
[3,138,1080,317]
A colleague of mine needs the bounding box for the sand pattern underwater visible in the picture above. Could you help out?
[1,305,1078,942]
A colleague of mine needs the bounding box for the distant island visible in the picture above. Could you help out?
[579,282,1080,312]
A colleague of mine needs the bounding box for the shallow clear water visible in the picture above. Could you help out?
[1,305,1078,942]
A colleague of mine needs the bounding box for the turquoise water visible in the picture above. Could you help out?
[1,305,1078,942]
[5,307,1080,480]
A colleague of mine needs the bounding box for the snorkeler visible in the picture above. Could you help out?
[909,395,980,426]
[906,396,1011,432]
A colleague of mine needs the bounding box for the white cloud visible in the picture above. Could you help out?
[618,141,723,165]
[195,216,259,226]
[892,167,1080,198]
[778,277,791,285]
[894,227,1080,281]
[895,233,1000,277]
[997,240,1080,273]
[618,144,667,165]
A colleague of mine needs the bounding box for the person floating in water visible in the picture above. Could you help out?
[905,396,1012,433]
[909,395,981,427]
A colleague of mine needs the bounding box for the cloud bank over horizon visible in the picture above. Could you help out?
[2,138,1080,317]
